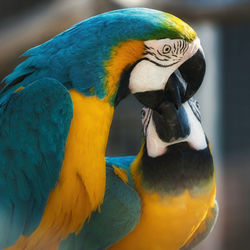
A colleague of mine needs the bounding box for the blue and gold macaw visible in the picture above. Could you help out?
[60,95,218,250]
[0,8,206,249]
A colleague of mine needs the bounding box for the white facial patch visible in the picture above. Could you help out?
[129,37,202,94]
[143,101,207,158]
[146,118,168,158]
[129,60,174,93]
[182,102,207,150]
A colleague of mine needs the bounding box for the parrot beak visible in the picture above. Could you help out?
[133,48,205,109]
[178,48,206,102]
[151,93,190,143]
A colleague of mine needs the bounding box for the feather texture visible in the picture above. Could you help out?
[59,157,141,250]
[0,78,73,248]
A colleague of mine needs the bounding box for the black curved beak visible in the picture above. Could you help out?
[152,101,190,143]
[178,48,206,102]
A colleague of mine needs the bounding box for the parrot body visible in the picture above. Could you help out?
[0,8,206,250]
[61,98,218,250]
[109,150,217,250]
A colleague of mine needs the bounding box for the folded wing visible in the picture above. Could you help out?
[0,78,73,248]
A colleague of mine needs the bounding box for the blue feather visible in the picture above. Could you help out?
[0,78,73,247]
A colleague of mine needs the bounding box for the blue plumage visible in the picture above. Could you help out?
[0,78,73,248]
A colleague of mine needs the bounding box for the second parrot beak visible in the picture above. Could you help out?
[134,48,205,109]
[151,100,190,143]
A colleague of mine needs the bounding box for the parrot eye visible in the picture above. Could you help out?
[162,45,171,54]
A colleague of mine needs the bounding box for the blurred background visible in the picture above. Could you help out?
[1,0,250,249]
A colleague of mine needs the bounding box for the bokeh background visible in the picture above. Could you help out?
[1,0,250,249]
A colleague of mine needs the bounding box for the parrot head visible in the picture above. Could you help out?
[111,8,205,108]
[1,8,205,110]
[141,95,208,158]
[140,96,214,194]
[116,33,205,109]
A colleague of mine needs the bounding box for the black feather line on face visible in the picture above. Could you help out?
[139,142,214,195]
[141,55,180,67]
[142,109,152,136]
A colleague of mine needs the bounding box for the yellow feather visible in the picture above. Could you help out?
[104,40,145,101]
[113,165,129,183]
[164,13,197,42]
[14,86,25,93]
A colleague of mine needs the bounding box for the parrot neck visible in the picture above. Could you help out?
[132,142,214,196]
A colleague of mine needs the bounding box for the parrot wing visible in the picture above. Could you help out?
[181,200,219,250]
[0,78,73,249]
[59,156,141,250]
